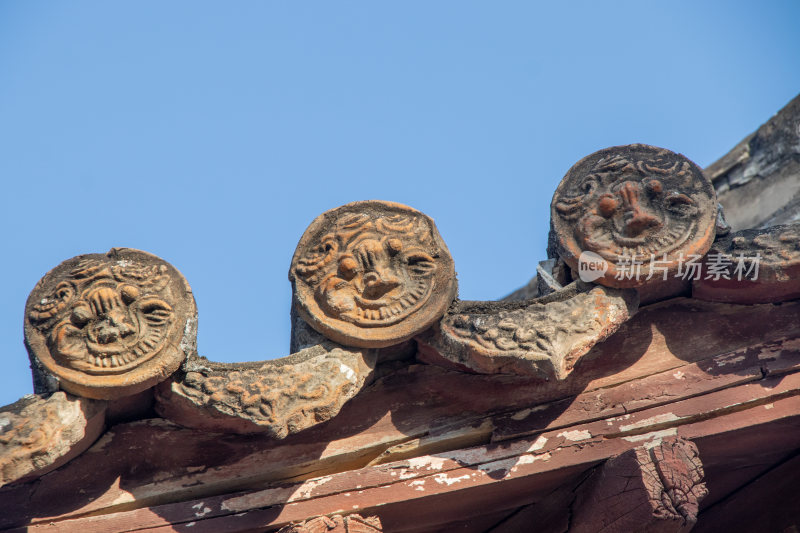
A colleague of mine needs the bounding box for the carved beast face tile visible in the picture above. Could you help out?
[290,201,457,348]
[551,144,717,287]
[25,248,196,399]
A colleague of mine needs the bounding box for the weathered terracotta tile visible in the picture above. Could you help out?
[417,281,638,379]
[155,344,376,438]
[289,201,457,348]
[693,223,800,303]
[24,248,197,400]
[550,144,718,289]
[707,93,800,230]
[0,392,105,487]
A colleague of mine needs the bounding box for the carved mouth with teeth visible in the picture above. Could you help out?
[316,236,437,327]
[47,283,174,374]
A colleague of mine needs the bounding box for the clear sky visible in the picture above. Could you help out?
[1,1,799,407]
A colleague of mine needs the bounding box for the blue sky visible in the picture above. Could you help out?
[1,2,799,406]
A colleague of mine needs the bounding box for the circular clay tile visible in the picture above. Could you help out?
[551,144,717,288]
[290,200,457,348]
[25,248,196,399]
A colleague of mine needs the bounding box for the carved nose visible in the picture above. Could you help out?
[362,270,401,299]
[356,239,402,299]
[108,309,136,337]
[95,309,135,343]
[618,182,661,237]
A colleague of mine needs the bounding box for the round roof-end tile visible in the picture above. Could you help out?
[551,144,717,288]
[25,248,196,400]
[290,200,457,348]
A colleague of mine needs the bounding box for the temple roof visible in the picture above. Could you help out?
[2,93,800,533]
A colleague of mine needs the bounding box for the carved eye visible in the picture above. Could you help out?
[306,234,337,258]
[120,285,140,304]
[138,298,173,325]
[338,255,359,280]
[579,177,598,195]
[645,179,663,194]
[54,282,74,301]
[385,238,403,255]
[139,298,173,314]
[665,192,696,216]
[406,252,435,276]
[597,194,618,217]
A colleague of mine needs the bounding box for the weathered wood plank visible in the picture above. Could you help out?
[484,473,585,532]
[276,513,383,532]
[694,453,800,532]
[2,307,798,529]
[11,371,800,533]
[492,335,800,443]
[570,438,707,533]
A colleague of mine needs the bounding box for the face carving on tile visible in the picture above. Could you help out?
[297,214,434,326]
[29,263,172,373]
[290,201,457,348]
[25,249,196,399]
[551,145,717,287]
